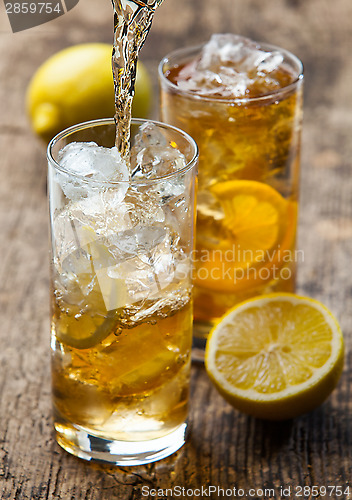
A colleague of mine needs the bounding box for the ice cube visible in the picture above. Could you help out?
[130,122,187,179]
[58,142,129,181]
[69,192,133,238]
[176,34,286,98]
[197,33,252,70]
[55,142,129,201]
[256,52,284,74]
[51,209,79,264]
[106,226,167,262]
[94,227,186,311]
[51,193,135,292]
[132,122,167,149]
[155,178,186,203]
[125,189,166,226]
[52,244,98,314]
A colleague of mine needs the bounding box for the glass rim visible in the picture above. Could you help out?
[158,41,304,104]
[47,118,199,185]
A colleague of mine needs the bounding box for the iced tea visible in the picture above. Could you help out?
[159,34,303,338]
[48,119,198,464]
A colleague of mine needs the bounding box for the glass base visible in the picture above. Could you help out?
[192,320,212,363]
[55,421,188,465]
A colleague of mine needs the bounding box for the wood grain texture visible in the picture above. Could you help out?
[1,0,352,498]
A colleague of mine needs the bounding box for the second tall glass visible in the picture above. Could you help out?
[159,35,304,352]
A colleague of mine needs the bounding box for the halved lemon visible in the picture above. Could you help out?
[205,293,344,420]
[195,180,297,293]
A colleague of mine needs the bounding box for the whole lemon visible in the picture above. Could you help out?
[26,43,153,143]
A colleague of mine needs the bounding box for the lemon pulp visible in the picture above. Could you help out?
[195,180,297,293]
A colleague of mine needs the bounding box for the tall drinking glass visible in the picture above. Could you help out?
[47,118,198,465]
[159,35,303,355]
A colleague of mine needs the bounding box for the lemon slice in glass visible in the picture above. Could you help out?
[205,293,344,420]
[56,308,119,350]
[195,180,297,293]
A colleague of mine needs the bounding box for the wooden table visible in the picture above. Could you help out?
[1,0,351,498]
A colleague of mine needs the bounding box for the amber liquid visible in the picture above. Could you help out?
[160,57,303,330]
[52,291,192,441]
[112,0,163,156]
[51,214,192,441]
[51,0,195,445]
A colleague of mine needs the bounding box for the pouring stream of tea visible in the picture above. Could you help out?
[112,0,164,158]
